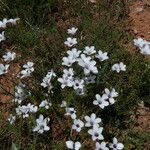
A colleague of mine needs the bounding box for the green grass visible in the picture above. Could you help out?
[0,0,150,149]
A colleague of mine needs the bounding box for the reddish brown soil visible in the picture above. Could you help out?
[129,0,150,40]
[0,45,20,117]
[134,105,150,131]
[129,0,150,132]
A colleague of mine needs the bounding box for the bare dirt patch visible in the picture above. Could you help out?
[129,0,150,40]
[134,105,150,131]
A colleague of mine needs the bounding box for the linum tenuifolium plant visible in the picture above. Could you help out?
[0,18,135,150]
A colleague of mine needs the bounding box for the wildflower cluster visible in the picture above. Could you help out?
[1,24,126,149]
[61,27,124,149]
[0,18,19,75]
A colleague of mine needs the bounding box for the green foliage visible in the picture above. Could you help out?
[0,0,58,27]
[0,0,149,149]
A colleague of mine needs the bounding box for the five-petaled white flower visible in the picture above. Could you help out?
[83,46,96,55]
[104,88,118,104]
[112,62,126,73]
[84,75,96,84]
[95,142,109,150]
[65,107,77,119]
[93,94,109,109]
[78,54,98,75]
[67,27,78,35]
[109,137,124,150]
[62,56,76,66]
[20,61,34,78]
[134,38,150,55]
[85,113,101,127]
[58,75,73,89]
[63,68,74,79]
[76,88,85,95]
[0,63,9,75]
[39,100,52,109]
[3,51,16,61]
[95,50,109,61]
[88,126,104,141]
[33,114,50,134]
[73,79,84,90]
[72,119,84,132]
[67,48,81,59]
[64,37,77,47]
[66,141,81,150]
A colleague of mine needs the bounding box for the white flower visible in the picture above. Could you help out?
[41,77,53,88]
[33,114,50,134]
[58,75,73,89]
[73,79,84,90]
[46,69,56,78]
[88,126,104,141]
[13,84,30,104]
[75,88,85,95]
[64,37,77,47]
[134,38,150,55]
[140,44,150,55]
[95,142,109,150]
[63,68,74,79]
[66,141,81,150]
[93,94,109,109]
[0,64,9,75]
[65,107,76,119]
[95,50,109,61]
[112,62,126,73]
[134,38,149,48]
[15,103,38,118]
[83,46,96,55]
[23,61,34,69]
[27,103,38,113]
[39,100,52,109]
[0,31,5,42]
[67,27,78,35]
[72,119,84,132]
[84,75,96,84]
[85,113,101,127]
[20,61,34,78]
[104,88,118,104]
[41,70,56,88]
[0,18,7,28]
[62,56,76,66]
[8,114,16,124]
[109,137,124,150]
[67,48,81,59]
[3,51,16,61]
[78,54,98,75]
[60,100,67,107]
[0,18,20,28]
[7,18,20,25]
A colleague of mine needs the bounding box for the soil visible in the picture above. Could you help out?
[128,0,150,131]
[134,104,150,131]
[129,0,150,40]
